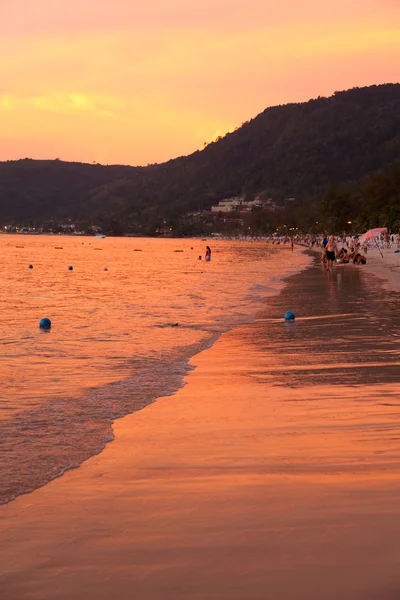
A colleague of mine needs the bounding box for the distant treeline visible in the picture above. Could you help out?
[0,83,399,234]
[264,161,400,234]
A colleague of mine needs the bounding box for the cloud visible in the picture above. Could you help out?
[28,93,124,118]
[0,1,398,165]
[0,92,124,120]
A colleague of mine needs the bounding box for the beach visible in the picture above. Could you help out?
[0,236,307,505]
[363,247,400,293]
[1,250,400,599]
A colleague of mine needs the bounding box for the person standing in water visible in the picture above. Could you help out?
[325,235,337,272]
[205,246,211,262]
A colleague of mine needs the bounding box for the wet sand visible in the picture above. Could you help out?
[1,256,400,600]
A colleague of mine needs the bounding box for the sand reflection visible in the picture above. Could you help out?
[1,257,400,599]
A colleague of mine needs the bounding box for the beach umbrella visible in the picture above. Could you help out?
[358,227,387,257]
[358,227,387,246]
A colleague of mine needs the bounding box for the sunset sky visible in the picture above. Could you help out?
[1,0,399,166]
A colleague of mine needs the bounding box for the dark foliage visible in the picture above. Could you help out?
[320,161,400,231]
[0,84,399,231]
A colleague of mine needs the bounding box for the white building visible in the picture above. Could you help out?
[211,196,248,213]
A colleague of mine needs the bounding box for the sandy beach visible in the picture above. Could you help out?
[363,247,400,293]
[1,253,400,600]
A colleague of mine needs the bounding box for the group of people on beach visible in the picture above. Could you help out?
[321,235,367,272]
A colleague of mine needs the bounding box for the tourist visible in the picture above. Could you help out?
[325,235,338,272]
[337,248,349,263]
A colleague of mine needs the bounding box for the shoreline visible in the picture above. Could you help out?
[2,254,400,599]
[1,243,310,506]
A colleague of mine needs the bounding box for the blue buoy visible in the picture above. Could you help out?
[68,265,73,271]
[284,311,295,321]
[28,264,33,269]
[39,317,51,329]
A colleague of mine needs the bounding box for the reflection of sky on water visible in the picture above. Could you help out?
[243,260,400,388]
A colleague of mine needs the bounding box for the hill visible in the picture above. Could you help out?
[0,83,399,232]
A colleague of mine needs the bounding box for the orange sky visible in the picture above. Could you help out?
[1,0,399,166]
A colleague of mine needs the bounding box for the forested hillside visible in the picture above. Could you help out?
[0,83,399,231]
[279,161,400,232]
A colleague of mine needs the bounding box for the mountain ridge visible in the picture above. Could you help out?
[0,83,399,231]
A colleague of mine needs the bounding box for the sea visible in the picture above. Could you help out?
[0,235,310,503]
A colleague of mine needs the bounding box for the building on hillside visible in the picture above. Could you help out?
[210,196,245,213]
[210,196,288,215]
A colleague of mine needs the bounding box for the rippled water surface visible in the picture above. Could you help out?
[0,235,309,502]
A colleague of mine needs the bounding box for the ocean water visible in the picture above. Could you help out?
[0,235,310,503]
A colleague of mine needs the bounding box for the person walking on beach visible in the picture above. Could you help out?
[325,235,338,273]
[205,246,211,262]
